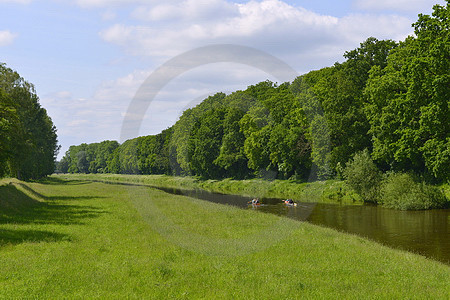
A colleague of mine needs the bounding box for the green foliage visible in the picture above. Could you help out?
[76,151,89,173]
[344,150,382,203]
[188,108,226,178]
[56,157,69,173]
[380,172,448,210]
[343,37,398,88]
[63,141,119,174]
[364,2,449,182]
[169,92,227,175]
[0,63,59,180]
[108,139,140,174]
[136,128,172,175]
[0,89,17,177]
[292,38,396,178]
[214,108,250,179]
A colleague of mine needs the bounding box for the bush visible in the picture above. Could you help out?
[344,149,382,203]
[381,173,448,210]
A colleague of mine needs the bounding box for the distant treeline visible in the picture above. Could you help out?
[0,64,59,180]
[59,3,449,183]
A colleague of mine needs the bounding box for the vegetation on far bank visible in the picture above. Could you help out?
[1,178,449,298]
[56,173,362,204]
[55,173,450,210]
[343,150,449,210]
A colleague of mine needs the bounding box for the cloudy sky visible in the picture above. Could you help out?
[0,0,444,159]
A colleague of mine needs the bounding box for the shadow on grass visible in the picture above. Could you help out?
[17,183,101,202]
[34,176,92,186]
[0,185,105,226]
[0,229,71,247]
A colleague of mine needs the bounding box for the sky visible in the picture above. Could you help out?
[0,0,445,159]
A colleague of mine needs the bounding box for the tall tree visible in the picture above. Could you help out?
[0,63,59,180]
[364,2,449,182]
[0,88,17,176]
[188,108,226,178]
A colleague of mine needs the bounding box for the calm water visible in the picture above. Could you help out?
[155,186,450,264]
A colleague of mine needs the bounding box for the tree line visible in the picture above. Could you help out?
[59,2,449,184]
[0,63,59,180]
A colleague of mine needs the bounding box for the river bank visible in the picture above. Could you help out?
[54,174,363,205]
[1,178,449,298]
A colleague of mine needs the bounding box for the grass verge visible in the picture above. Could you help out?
[0,177,449,298]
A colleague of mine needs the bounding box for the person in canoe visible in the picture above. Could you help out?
[250,198,260,206]
[284,199,297,206]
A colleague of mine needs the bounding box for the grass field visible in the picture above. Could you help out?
[1,177,449,298]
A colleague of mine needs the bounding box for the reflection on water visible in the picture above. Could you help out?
[151,186,450,265]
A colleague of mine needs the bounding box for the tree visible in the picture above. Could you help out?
[344,37,397,89]
[188,108,226,178]
[0,89,17,176]
[170,93,227,175]
[57,157,69,173]
[0,63,59,180]
[214,108,250,179]
[76,151,89,173]
[364,2,449,182]
[137,129,172,175]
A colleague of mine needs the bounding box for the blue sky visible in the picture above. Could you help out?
[0,0,445,159]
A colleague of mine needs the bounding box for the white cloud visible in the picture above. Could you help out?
[338,14,413,43]
[354,0,446,12]
[93,69,150,104]
[100,0,415,73]
[0,30,17,47]
[132,0,238,22]
[100,0,340,58]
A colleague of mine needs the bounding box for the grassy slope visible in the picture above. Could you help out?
[57,173,362,205]
[0,178,449,299]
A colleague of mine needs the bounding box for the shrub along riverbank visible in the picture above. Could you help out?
[343,150,449,210]
[1,178,449,298]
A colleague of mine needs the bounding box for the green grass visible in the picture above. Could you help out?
[1,177,449,298]
[56,173,362,205]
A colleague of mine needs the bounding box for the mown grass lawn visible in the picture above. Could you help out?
[0,178,449,299]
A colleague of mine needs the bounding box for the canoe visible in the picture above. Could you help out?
[284,200,297,207]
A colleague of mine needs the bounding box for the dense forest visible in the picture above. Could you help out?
[0,64,59,180]
[60,3,448,187]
